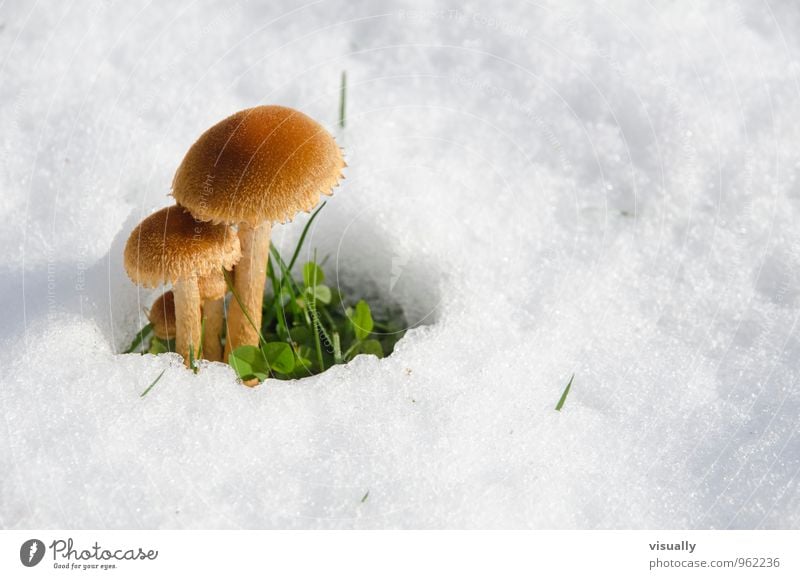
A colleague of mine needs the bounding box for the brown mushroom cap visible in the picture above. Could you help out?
[148,291,175,340]
[171,105,345,226]
[124,205,241,288]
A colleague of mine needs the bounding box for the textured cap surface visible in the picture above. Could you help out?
[124,205,241,288]
[172,105,345,226]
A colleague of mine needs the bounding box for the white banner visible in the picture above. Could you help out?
[1,530,797,578]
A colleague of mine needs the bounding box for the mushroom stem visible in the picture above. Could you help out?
[202,297,224,362]
[225,221,271,358]
[173,277,202,367]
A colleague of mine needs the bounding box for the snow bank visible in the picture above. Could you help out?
[1,0,799,528]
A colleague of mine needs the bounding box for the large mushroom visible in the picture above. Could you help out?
[171,105,345,358]
[124,205,241,366]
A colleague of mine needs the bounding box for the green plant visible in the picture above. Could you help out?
[125,203,407,385]
[555,374,575,411]
[140,368,166,398]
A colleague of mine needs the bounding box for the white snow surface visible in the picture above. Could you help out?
[2,0,800,529]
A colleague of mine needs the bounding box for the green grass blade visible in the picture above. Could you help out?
[309,250,324,371]
[339,71,347,129]
[287,201,327,272]
[342,340,359,362]
[266,255,290,341]
[188,339,196,372]
[140,368,167,398]
[198,317,205,360]
[555,374,575,411]
[270,244,311,326]
[333,332,342,364]
[270,245,303,295]
[124,323,153,354]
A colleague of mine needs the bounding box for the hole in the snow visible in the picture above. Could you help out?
[115,202,441,383]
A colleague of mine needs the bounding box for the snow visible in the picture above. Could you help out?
[2,0,800,529]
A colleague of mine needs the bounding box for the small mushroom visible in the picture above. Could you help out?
[172,105,345,358]
[147,269,229,362]
[124,205,241,366]
[147,291,175,341]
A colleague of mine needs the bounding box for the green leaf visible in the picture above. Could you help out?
[262,342,295,374]
[289,326,311,344]
[358,339,383,358]
[555,374,575,412]
[294,346,313,371]
[352,300,374,341]
[149,337,170,355]
[228,345,269,382]
[305,284,332,305]
[303,261,325,287]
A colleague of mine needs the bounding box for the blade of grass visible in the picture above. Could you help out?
[319,305,341,360]
[343,341,359,362]
[309,249,324,371]
[555,374,575,411]
[197,317,205,361]
[287,201,327,271]
[333,332,342,364]
[371,320,396,331]
[140,368,166,398]
[266,256,290,341]
[290,342,314,376]
[124,323,153,354]
[270,244,311,326]
[319,305,338,329]
[310,305,334,353]
[189,339,196,372]
[339,71,347,129]
[271,247,303,296]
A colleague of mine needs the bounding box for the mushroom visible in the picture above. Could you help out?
[197,268,229,362]
[146,269,229,362]
[171,105,344,358]
[124,205,241,366]
[147,291,175,341]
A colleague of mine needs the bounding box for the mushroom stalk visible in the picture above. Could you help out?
[225,221,271,358]
[202,297,225,362]
[173,277,202,366]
